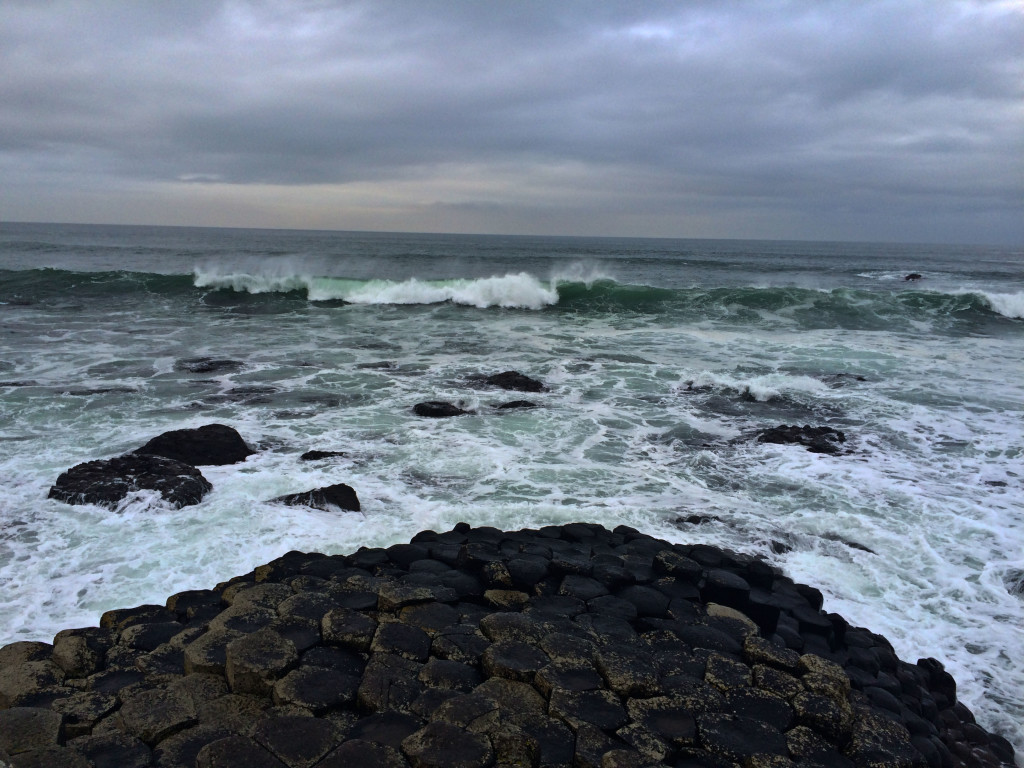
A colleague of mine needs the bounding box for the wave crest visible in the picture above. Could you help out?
[975,291,1024,320]
[193,271,560,309]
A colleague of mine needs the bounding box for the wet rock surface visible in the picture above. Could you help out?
[134,424,255,466]
[0,523,1014,767]
[46,454,212,509]
[470,371,547,393]
[756,424,848,455]
[412,402,473,418]
[270,484,361,513]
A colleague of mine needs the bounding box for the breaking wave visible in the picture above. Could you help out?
[193,271,559,309]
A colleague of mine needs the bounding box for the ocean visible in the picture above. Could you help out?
[1,222,1022,751]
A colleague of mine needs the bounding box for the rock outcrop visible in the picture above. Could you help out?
[413,402,472,418]
[756,425,847,455]
[134,424,255,466]
[47,454,212,509]
[473,371,547,393]
[0,523,1014,767]
[270,484,361,513]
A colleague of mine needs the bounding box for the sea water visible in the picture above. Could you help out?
[1,222,1022,752]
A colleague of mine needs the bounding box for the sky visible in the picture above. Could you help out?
[1,0,1022,244]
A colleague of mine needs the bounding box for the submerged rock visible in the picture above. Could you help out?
[904,273,923,281]
[299,450,347,461]
[493,400,539,410]
[756,424,847,455]
[270,484,361,512]
[48,454,212,509]
[173,357,243,374]
[412,402,472,418]
[473,370,546,393]
[134,424,255,466]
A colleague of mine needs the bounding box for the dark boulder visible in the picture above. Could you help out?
[474,371,546,392]
[173,358,243,374]
[756,424,847,455]
[134,424,254,466]
[413,402,472,418]
[271,484,361,512]
[299,450,347,461]
[48,454,212,509]
[493,400,538,410]
[904,273,923,281]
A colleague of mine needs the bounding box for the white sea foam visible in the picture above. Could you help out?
[683,370,829,402]
[193,270,560,309]
[975,290,1024,319]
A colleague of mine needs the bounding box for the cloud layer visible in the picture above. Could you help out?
[2,0,1022,242]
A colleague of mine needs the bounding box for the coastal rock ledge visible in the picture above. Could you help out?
[0,523,1014,768]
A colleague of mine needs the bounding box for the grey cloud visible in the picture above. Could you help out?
[0,0,1021,242]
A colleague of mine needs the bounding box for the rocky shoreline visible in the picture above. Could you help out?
[0,523,1015,768]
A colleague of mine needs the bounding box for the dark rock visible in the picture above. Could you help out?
[253,714,343,767]
[595,647,661,698]
[474,370,546,392]
[549,688,628,731]
[348,711,423,749]
[1,746,92,767]
[195,735,287,768]
[152,724,236,767]
[413,401,472,418]
[480,641,548,683]
[821,532,877,554]
[317,739,406,768]
[559,574,609,601]
[0,521,1015,768]
[134,423,254,465]
[66,732,151,768]
[118,688,196,745]
[225,630,299,696]
[272,667,359,713]
[696,712,788,761]
[270,483,361,512]
[0,707,64,755]
[401,721,494,768]
[494,400,539,411]
[0,660,65,709]
[905,273,923,281]
[418,658,482,692]
[51,628,112,679]
[357,653,424,713]
[50,691,117,738]
[371,623,432,663]
[299,450,347,461]
[174,357,244,374]
[48,453,212,509]
[627,696,698,748]
[756,424,847,455]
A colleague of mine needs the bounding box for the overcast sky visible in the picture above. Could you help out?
[2,1,1021,243]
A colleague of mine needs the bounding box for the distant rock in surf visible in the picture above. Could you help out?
[493,400,539,410]
[299,450,347,461]
[413,401,473,418]
[821,373,868,387]
[173,357,244,374]
[471,370,547,393]
[904,273,923,281]
[756,424,847,455]
[270,483,360,512]
[48,454,212,509]
[134,424,255,466]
